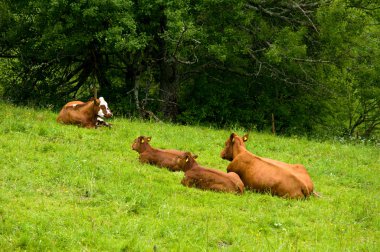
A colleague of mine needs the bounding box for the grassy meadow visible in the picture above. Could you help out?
[0,102,379,251]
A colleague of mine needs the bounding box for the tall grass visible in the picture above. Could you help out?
[0,103,379,251]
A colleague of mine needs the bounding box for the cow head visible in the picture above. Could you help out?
[95,97,113,118]
[220,133,248,161]
[132,136,152,153]
[175,152,198,171]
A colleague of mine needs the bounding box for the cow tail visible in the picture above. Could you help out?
[300,181,312,199]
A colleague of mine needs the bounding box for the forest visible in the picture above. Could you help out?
[0,0,379,139]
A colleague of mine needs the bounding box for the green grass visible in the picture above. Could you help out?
[0,103,379,251]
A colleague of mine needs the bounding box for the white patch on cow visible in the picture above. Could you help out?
[97,97,105,117]
[99,97,107,106]
[98,97,112,116]
[97,109,105,117]
[67,104,78,108]
[97,117,104,122]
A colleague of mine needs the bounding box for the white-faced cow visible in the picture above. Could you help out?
[220,133,314,199]
[57,97,112,128]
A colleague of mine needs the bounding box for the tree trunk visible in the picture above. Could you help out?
[159,61,178,119]
[156,4,178,120]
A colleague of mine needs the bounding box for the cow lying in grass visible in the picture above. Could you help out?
[176,152,244,194]
[57,97,113,128]
[220,133,314,199]
[132,136,190,172]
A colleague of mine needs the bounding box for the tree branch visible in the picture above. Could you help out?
[293,1,320,34]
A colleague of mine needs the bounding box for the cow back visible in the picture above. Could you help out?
[140,150,185,171]
[57,101,86,126]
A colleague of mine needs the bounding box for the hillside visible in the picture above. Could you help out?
[0,103,379,251]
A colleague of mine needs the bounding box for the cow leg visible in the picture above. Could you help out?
[96,117,112,128]
[181,178,188,186]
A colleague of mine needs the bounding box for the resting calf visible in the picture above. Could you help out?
[176,152,244,194]
[131,136,189,171]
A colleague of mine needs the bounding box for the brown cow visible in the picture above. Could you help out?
[220,133,314,199]
[57,97,113,128]
[176,152,244,194]
[131,136,191,171]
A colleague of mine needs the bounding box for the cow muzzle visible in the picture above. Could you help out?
[220,151,233,161]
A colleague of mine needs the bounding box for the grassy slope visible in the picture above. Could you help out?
[0,103,379,251]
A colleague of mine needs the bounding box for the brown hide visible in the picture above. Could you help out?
[131,136,188,171]
[56,97,112,128]
[177,152,244,194]
[221,133,314,199]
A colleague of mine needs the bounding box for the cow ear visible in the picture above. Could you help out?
[140,138,145,143]
[93,98,100,105]
[243,134,249,142]
[185,152,192,162]
[147,137,152,142]
[193,155,198,159]
[230,133,235,143]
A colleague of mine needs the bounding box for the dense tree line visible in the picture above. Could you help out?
[1,0,379,138]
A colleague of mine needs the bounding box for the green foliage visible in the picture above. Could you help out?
[0,0,379,138]
[315,0,380,137]
[0,0,146,105]
[0,103,379,250]
[266,27,307,64]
